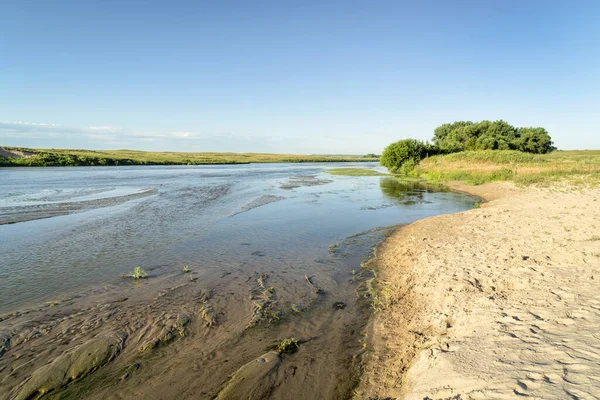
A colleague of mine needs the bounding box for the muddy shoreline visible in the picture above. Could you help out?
[357,182,600,399]
[0,228,388,400]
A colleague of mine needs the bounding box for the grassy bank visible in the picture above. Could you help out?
[415,150,600,186]
[0,147,379,167]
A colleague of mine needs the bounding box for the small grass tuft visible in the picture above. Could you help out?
[277,338,299,354]
[183,265,190,273]
[124,266,148,279]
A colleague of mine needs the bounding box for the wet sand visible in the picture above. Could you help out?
[0,228,385,400]
[358,182,600,399]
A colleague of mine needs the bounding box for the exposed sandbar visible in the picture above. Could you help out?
[359,182,600,399]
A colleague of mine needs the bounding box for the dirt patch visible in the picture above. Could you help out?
[0,147,36,159]
[357,182,600,399]
[216,351,282,399]
[13,331,127,400]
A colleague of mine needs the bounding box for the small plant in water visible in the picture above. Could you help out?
[125,266,147,279]
[277,338,299,354]
[183,265,190,273]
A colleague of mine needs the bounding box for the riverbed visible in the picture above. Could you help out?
[0,163,476,399]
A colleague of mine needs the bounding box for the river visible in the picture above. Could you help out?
[0,163,475,399]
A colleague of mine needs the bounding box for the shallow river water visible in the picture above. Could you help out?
[0,163,476,399]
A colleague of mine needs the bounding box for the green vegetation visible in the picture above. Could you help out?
[381,120,555,173]
[183,265,190,273]
[433,120,555,154]
[365,276,392,312]
[379,120,599,186]
[380,139,438,174]
[325,168,388,176]
[124,266,148,279]
[417,150,600,186]
[277,338,299,354]
[0,146,379,167]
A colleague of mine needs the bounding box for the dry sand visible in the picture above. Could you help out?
[358,182,600,399]
[0,148,35,159]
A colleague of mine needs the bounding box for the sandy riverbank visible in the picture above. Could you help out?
[358,182,600,399]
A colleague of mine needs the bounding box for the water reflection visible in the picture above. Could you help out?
[379,177,447,205]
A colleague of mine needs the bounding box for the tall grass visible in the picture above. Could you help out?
[417,150,600,186]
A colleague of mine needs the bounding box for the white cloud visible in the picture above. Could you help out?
[88,126,120,132]
[0,120,380,154]
[0,121,213,142]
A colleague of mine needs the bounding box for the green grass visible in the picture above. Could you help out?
[183,265,190,273]
[124,266,148,279]
[325,168,388,176]
[417,150,600,186]
[0,146,379,167]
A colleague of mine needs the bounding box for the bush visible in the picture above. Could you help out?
[380,139,438,173]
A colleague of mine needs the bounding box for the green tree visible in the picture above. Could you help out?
[431,120,554,154]
[514,127,555,154]
[433,121,473,151]
[380,139,430,173]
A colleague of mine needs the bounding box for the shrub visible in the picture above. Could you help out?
[380,139,437,173]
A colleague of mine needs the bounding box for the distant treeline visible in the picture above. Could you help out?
[381,120,555,173]
[0,152,247,167]
[0,147,379,167]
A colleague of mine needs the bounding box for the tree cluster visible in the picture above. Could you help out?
[433,120,555,154]
[380,120,555,173]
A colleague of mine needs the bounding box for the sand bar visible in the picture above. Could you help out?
[359,182,600,399]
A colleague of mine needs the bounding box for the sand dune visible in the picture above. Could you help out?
[359,182,600,399]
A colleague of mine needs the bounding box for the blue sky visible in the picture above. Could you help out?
[1,0,598,154]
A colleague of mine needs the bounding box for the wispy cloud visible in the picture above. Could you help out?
[0,121,213,142]
[0,120,382,154]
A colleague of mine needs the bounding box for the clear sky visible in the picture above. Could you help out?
[1,0,598,154]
